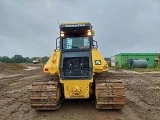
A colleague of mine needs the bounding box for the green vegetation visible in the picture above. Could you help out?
[133,67,160,72]
[0,55,49,64]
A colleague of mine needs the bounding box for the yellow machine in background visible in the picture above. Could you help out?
[30,22,125,110]
[32,57,42,64]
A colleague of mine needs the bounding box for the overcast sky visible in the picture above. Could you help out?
[0,0,160,58]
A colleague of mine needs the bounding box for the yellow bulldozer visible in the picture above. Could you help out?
[30,22,125,110]
[32,57,42,64]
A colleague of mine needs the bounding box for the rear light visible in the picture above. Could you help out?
[44,68,48,71]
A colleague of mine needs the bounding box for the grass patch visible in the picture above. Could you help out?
[109,64,160,72]
[133,68,160,72]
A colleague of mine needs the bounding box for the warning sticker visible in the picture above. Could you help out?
[95,60,101,65]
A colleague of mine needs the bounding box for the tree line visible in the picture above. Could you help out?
[0,55,49,63]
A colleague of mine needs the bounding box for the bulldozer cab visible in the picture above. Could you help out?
[55,22,95,79]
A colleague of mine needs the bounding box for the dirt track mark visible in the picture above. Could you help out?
[0,72,42,120]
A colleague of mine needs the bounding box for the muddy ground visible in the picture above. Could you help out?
[0,63,160,120]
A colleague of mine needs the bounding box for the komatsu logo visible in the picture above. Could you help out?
[65,24,86,27]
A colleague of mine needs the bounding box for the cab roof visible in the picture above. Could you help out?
[60,22,92,29]
[60,22,91,25]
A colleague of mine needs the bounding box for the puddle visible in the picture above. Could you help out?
[0,74,22,79]
[23,66,40,71]
[148,86,160,90]
[109,69,142,74]
[121,70,143,74]
[7,85,32,93]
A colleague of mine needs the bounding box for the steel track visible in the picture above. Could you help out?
[94,73,126,109]
[30,75,61,110]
